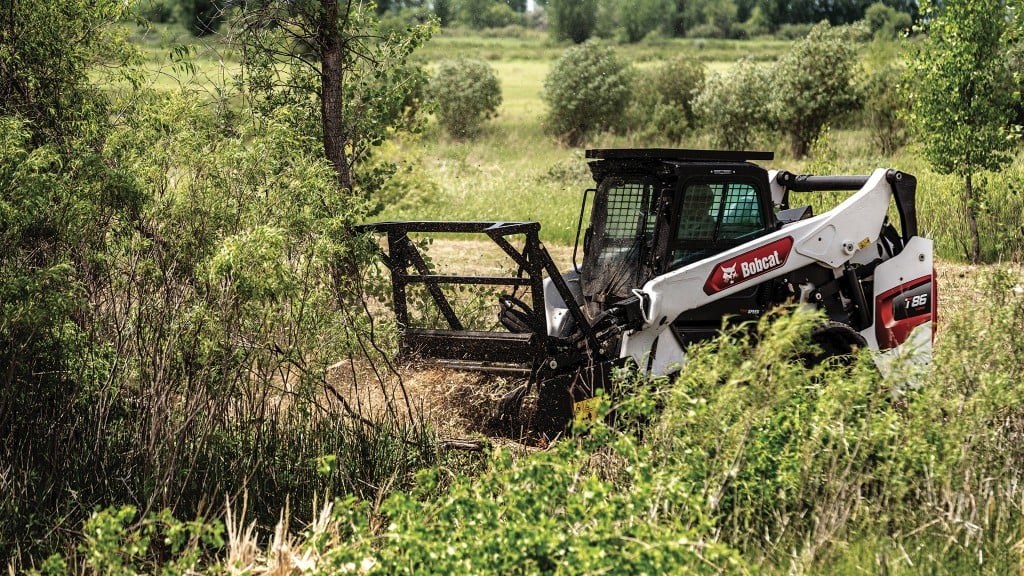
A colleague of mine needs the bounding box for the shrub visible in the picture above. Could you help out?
[135,0,178,23]
[629,56,705,142]
[378,7,436,38]
[693,58,775,149]
[860,63,908,155]
[33,271,1024,574]
[428,58,502,138]
[864,2,912,40]
[772,22,864,157]
[181,0,224,36]
[481,3,524,28]
[542,41,633,146]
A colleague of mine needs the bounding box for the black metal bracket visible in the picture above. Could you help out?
[357,221,600,373]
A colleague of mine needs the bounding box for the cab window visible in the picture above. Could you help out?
[669,180,765,269]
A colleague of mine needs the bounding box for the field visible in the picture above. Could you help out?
[9,18,1024,574]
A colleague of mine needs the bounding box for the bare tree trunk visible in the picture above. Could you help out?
[965,172,981,264]
[319,0,353,191]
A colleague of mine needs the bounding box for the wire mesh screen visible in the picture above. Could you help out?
[678,184,720,240]
[605,182,652,239]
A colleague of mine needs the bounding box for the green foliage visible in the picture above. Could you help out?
[135,0,179,24]
[904,0,1017,177]
[772,22,865,157]
[76,506,224,576]
[25,269,1024,573]
[429,58,503,138]
[0,0,146,557]
[542,41,633,146]
[703,0,740,38]
[693,58,775,149]
[860,62,908,155]
[180,0,224,36]
[547,0,598,43]
[864,2,912,40]
[237,1,436,193]
[629,56,705,142]
[620,0,676,43]
[1,0,445,562]
[0,0,139,144]
[370,434,743,573]
[903,0,1018,262]
[649,310,901,562]
[379,7,437,37]
[433,0,453,26]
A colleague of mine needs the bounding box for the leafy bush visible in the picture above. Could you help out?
[864,2,912,40]
[481,3,524,28]
[454,0,525,28]
[648,310,904,562]
[903,0,1016,264]
[693,58,775,149]
[135,0,178,24]
[56,413,746,574]
[1,86,440,560]
[378,7,436,38]
[542,41,633,146]
[181,0,224,36]
[31,270,1024,573]
[772,22,864,157]
[629,56,705,142]
[429,58,503,138]
[860,63,908,155]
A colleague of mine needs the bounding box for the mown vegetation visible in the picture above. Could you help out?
[4,0,1024,573]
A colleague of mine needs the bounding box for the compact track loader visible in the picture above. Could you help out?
[359,149,936,437]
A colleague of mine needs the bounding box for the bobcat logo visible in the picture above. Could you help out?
[721,263,738,284]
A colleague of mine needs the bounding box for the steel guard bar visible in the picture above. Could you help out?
[356,221,600,371]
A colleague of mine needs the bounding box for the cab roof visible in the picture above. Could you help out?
[586,149,774,182]
[585,148,774,162]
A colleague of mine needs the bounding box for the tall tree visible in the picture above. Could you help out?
[548,0,598,42]
[904,0,1017,263]
[622,0,675,42]
[234,0,434,192]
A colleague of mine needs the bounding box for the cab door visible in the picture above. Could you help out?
[667,178,770,271]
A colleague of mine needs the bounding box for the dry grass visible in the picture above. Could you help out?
[327,356,523,436]
[224,495,363,576]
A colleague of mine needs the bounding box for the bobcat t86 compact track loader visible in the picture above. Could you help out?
[359,149,936,437]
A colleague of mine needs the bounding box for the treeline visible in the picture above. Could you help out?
[140,0,915,41]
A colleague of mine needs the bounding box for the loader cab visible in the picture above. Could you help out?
[580,149,775,312]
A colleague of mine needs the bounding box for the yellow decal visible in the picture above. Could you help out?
[574,397,602,425]
[859,237,871,250]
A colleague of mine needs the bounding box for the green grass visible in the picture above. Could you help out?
[417,26,795,64]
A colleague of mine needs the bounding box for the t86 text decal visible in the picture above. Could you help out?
[703,236,794,295]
